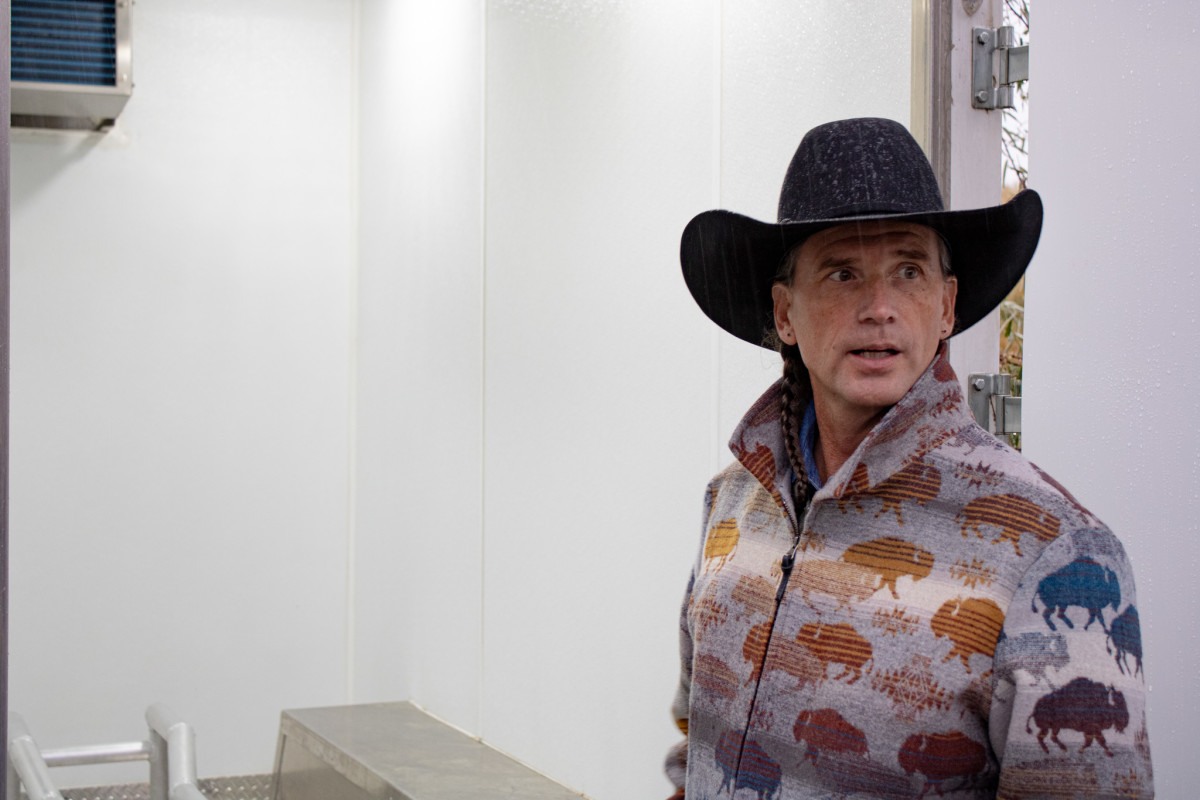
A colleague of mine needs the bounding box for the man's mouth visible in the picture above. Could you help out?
[851,348,899,359]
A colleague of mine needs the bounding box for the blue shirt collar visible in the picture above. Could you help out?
[799,402,823,490]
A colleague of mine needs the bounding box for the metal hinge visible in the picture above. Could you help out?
[972,26,1028,109]
[968,373,1021,435]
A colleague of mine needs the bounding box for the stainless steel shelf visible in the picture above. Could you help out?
[272,703,584,800]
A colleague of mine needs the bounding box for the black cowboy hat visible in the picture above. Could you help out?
[681,117,1042,349]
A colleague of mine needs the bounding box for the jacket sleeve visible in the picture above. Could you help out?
[664,575,694,799]
[664,483,717,799]
[989,527,1153,798]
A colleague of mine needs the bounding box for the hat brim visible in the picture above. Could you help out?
[680,189,1043,349]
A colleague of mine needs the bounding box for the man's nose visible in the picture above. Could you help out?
[858,277,897,323]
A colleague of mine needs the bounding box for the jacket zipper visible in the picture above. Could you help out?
[774,495,812,606]
[734,494,813,780]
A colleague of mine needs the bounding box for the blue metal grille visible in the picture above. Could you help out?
[11,0,118,86]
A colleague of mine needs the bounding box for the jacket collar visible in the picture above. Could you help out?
[728,343,976,520]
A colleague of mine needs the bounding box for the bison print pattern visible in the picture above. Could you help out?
[993,631,1069,686]
[792,558,878,608]
[898,731,987,799]
[957,494,1060,556]
[704,519,740,570]
[1027,678,1130,756]
[795,622,873,685]
[763,637,826,689]
[841,537,934,599]
[742,621,773,685]
[793,708,869,764]
[1032,558,1121,632]
[930,596,1005,672]
[694,655,740,701]
[731,575,776,620]
[836,461,942,525]
[731,439,783,507]
[1107,606,1143,677]
[714,731,781,800]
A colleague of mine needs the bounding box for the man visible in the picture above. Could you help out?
[667,118,1151,798]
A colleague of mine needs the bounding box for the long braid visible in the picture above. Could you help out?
[778,342,812,514]
[771,243,814,516]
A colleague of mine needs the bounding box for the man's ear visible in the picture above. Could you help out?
[772,283,796,345]
[941,276,958,338]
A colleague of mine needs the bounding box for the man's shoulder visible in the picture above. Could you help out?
[926,423,1105,529]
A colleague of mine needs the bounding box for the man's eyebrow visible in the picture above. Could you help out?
[894,247,932,260]
[818,256,856,270]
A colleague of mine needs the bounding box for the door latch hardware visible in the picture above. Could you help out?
[968,373,1021,435]
[972,26,1028,109]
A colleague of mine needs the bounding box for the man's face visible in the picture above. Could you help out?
[771,221,957,427]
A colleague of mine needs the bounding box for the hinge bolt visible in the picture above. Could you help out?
[977,30,990,44]
[975,90,990,104]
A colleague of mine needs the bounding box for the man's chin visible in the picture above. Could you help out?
[841,383,912,418]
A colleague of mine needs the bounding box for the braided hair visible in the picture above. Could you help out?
[778,342,813,513]
[769,245,814,514]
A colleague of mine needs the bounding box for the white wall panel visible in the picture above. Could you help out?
[480,3,913,798]
[353,0,485,734]
[717,0,913,445]
[9,0,355,784]
[482,2,717,797]
[7,3,927,796]
[1024,3,1199,792]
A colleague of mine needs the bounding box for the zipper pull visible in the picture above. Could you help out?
[775,537,802,604]
[776,493,813,606]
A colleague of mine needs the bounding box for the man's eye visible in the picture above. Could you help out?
[899,264,922,279]
[829,269,854,282]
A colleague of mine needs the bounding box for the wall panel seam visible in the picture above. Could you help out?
[711,0,724,474]
[345,0,363,704]
[478,0,489,739]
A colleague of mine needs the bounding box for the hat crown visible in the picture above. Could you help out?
[777,118,945,223]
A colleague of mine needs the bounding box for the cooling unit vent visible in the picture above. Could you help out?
[11,0,133,130]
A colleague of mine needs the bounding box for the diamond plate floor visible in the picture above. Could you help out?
[60,774,272,800]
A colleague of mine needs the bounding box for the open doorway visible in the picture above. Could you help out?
[999,0,1029,448]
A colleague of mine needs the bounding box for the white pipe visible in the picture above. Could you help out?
[145,704,205,799]
[41,741,151,767]
[7,714,63,800]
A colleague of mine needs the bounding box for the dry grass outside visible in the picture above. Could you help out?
[1000,278,1023,385]
[999,0,1028,449]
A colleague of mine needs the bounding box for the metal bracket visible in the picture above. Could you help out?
[971,26,1028,109]
[967,373,1022,435]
